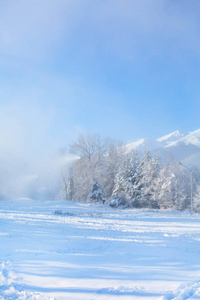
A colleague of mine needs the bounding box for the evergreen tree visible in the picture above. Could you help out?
[104,141,124,198]
[87,179,105,203]
[136,151,160,208]
[157,161,177,209]
[112,151,139,206]
[157,162,189,210]
[173,169,189,210]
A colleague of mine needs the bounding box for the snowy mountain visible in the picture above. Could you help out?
[157,130,184,144]
[125,130,183,153]
[126,129,200,168]
[165,129,200,148]
[125,138,160,153]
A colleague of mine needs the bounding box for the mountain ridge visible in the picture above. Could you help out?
[126,129,200,168]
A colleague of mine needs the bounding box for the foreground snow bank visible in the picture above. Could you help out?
[1,200,200,299]
[0,260,53,300]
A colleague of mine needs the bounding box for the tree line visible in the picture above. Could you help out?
[56,133,200,211]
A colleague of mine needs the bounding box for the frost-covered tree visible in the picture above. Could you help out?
[103,140,124,198]
[87,179,105,203]
[135,151,160,208]
[191,168,200,213]
[193,184,200,213]
[69,134,107,201]
[173,170,189,210]
[157,162,175,209]
[112,151,163,208]
[70,133,106,179]
[112,151,140,206]
[157,162,190,210]
[57,131,200,210]
[66,166,75,201]
[70,156,92,201]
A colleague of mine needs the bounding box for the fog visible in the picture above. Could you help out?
[0,101,77,200]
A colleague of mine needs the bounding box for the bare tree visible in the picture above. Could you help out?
[69,133,108,201]
[70,133,106,179]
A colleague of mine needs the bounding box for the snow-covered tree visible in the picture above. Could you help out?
[67,166,75,201]
[193,184,200,213]
[70,134,107,201]
[87,179,105,203]
[173,170,189,210]
[112,151,139,206]
[103,141,124,198]
[157,162,190,210]
[58,131,200,211]
[70,133,106,179]
[157,162,175,209]
[135,151,160,208]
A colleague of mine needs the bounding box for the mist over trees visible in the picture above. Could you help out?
[58,134,200,211]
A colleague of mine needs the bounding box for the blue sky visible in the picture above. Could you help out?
[0,0,200,159]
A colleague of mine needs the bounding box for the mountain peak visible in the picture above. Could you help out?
[124,129,200,169]
[157,130,183,143]
[165,128,200,148]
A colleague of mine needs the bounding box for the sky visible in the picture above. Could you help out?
[1,0,200,162]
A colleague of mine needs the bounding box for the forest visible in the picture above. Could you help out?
[55,134,200,212]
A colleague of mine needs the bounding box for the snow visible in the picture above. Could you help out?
[164,129,200,149]
[124,139,145,152]
[125,130,184,154]
[1,200,200,299]
[123,129,200,168]
[157,130,183,143]
[124,138,161,153]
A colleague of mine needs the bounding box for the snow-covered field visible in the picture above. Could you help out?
[1,200,200,300]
